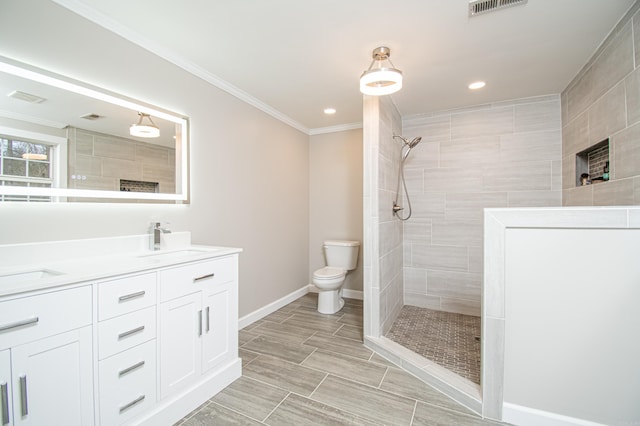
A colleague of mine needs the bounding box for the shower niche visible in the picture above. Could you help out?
[575,139,609,186]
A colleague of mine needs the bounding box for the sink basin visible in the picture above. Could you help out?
[0,269,65,285]
[137,248,212,260]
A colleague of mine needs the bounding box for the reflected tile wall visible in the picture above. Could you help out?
[402,95,563,316]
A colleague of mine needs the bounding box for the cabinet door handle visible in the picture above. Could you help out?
[118,325,145,340]
[118,360,145,378]
[1,382,9,425]
[119,395,145,413]
[193,273,214,283]
[19,375,27,417]
[118,290,146,302]
[198,310,203,336]
[0,317,39,333]
[205,306,210,333]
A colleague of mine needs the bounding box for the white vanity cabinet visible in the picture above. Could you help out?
[96,273,158,425]
[158,256,238,399]
[0,286,94,426]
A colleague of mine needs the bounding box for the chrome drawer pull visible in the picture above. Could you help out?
[118,291,146,302]
[205,306,210,333]
[193,273,214,283]
[1,383,9,425]
[0,317,39,333]
[198,310,202,336]
[19,376,27,417]
[119,395,145,413]
[118,325,145,340]
[118,360,145,377]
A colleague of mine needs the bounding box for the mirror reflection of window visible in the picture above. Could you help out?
[1,135,53,202]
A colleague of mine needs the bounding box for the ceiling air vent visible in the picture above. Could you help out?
[469,0,528,17]
[7,90,46,104]
[80,113,102,120]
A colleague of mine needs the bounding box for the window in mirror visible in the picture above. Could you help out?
[1,135,55,202]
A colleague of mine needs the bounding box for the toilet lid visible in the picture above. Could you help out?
[313,267,345,279]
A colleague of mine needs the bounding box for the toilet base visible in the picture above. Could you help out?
[317,289,344,314]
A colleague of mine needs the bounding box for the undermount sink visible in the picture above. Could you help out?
[0,269,65,285]
[137,248,212,260]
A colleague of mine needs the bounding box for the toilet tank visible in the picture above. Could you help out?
[323,240,360,271]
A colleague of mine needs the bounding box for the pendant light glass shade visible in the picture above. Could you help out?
[130,112,160,138]
[360,46,403,96]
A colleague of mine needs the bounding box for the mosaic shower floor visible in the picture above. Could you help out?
[386,306,481,384]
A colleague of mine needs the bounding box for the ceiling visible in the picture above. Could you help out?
[51,0,636,133]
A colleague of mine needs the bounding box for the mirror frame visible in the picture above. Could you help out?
[0,57,189,202]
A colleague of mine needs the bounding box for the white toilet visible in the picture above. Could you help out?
[312,240,360,314]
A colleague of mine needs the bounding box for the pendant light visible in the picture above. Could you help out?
[130,112,160,138]
[360,46,403,96]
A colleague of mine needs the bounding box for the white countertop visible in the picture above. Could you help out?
[0,233,242,297]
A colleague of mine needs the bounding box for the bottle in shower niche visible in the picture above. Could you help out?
[603,161,610,181]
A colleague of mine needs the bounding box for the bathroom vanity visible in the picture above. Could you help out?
[0,233,241,425]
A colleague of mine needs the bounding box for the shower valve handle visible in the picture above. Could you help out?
[392,204,404,213]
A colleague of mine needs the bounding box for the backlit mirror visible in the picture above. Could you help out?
[0,56,188,203]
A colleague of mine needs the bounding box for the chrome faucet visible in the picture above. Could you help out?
[150,222,171,250]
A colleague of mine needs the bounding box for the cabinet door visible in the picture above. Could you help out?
[201,282,236,373]
[11,327,93,426]
[0,349,12,426]
[159,292,202,399]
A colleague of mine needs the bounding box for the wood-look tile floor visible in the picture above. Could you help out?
[176,294,505,426]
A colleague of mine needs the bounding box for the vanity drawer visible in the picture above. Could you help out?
[98,306,156,360]
[159,256,236,302]
[99,339,157,426]
[0,286,92,350]
[98,272,157,321]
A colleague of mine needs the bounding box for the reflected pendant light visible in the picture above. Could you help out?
[360,46,403,96]
[130,112,160,138]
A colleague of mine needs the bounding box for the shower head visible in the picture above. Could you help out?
[408,137,422,148]
[393,135,422,149]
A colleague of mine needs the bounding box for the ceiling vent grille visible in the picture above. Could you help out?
[469,0,528,17]
[7,90,46,104]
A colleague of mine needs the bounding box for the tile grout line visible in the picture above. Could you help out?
[307,373,329,399]
[260,392,292,424]
[409,400,418,426]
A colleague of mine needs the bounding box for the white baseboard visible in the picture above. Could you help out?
[306,284,363,300]
[238,285,309,329]
[503,403,607,426]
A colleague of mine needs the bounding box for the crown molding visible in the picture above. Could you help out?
[51,0,311,135]
[308,122,363,136]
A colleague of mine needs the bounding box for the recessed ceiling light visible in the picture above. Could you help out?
[324,108,336,115]
[468,81,486,90]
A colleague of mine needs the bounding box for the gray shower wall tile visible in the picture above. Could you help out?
[507,190,562,208]
[440,297,480,317]
[403,113,451,143]
[588,82,627,145]
[428,270,482,301]
[102,157,143,180]
[625,67,640,126]
[468,246,483,274]
[411,193,446,220]
[593,179,635,206]
[563,186,593,206]
[635,12,640,71]
[379,220,402,257]
[440,136,500,168]
[499,130,561,163]
[562,154,577,190]
[445,192,508,222]
[404,292,441,310]
[403,167,424,195]
[404,267,428,295]
[93,135,137,160]
[566,21,634,121]
[613,122,640,179]
[482,160,553,192]
[562,110,589,158]
[404,140,441,169]
[431,220,483,247]
[450,106,514,140]
[423,167,484,193]
[402,218,431,244]
[552,160,562,191]
[514,99,561,133]
[411,244,468,272]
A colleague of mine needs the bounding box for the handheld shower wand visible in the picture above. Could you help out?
[392,135,423,221]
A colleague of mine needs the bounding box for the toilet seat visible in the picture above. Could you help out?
[313,266,345,280]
